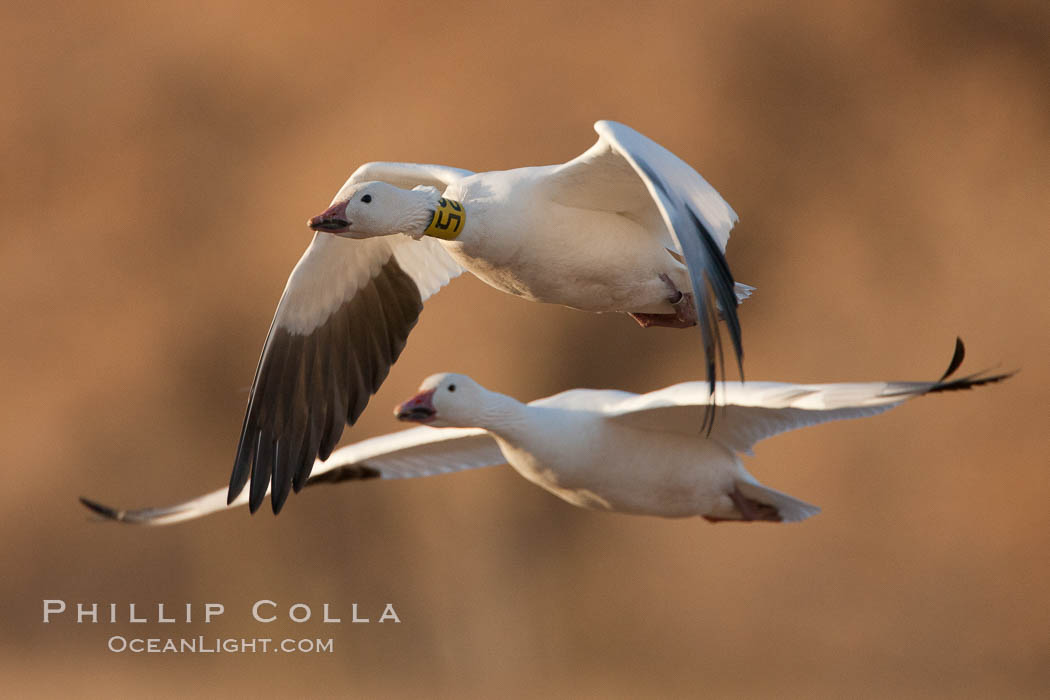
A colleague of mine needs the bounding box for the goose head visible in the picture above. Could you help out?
[395,373,485,428]
[308,181,439,239]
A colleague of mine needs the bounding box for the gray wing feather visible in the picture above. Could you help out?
[595,121,744,400]
[229,254,424,515]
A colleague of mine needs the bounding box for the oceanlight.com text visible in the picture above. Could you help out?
[107,636,334,654]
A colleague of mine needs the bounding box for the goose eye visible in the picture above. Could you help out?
[448,384,456,392]
[361,194,372,203]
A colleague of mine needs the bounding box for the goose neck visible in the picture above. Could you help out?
[475,389,531,439]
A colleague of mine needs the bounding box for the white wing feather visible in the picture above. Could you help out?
[337,162,474,199]
[85,426,504,526]
[603,379,956,455]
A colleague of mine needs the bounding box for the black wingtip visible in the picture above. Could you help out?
[919,337,1017,394]
[938,337,967,382]
[927,367,1017,394]
[79,496,122,521]
[270,487,289,515]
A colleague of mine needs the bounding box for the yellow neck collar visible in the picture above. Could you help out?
[423,198,466,240]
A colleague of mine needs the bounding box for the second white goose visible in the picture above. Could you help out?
[84,340,1009,525]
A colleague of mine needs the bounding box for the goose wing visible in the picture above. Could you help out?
[542,120,743,399]
[228,230,462,515]
[85,425,502,525]
[603,339,1012,455]
[341,161,474,191]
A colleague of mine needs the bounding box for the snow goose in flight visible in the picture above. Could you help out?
[86,340,1010,525]
[230,120,752,514]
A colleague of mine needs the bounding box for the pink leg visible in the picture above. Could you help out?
[704,486,782,524]
[728,487,781,522]
[628,274,697,328]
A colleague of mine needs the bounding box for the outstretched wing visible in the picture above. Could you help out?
[604,339,1012,455]
[84,426,505,526]
[228,231,463,515]
[543,120,743,403]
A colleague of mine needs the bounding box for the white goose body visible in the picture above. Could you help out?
[476,400,742,517]
[441,169,691,313]
[82,340,1011,526]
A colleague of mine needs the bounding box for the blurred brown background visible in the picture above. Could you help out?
[3,1,1048,697]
